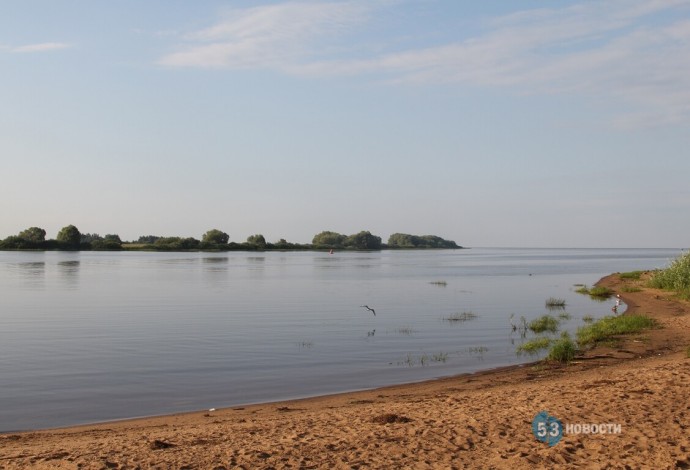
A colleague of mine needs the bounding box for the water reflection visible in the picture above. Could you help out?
[156,257,198,265]
[202,257,229,271]
[57,260,80,289]
[9,261,46,288]
[201,256,229,289]
[246,256,265,274]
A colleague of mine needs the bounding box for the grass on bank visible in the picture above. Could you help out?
[648,250,690,300]
[518,313,659,364]
[577,314,658,346]
[517,332,577,363]
[548,332,577,363]
[619,270,644,280]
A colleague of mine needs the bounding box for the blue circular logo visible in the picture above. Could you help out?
[532,411,563,447]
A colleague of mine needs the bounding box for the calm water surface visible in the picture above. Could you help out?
[0,248,681,431]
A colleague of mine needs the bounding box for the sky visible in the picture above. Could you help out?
[1,0,689,248]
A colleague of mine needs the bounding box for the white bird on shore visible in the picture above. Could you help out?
[360,305,376,316]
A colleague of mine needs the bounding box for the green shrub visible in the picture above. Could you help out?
[577,315,658,346]
[529,315,560,333]
[548,332,577,363]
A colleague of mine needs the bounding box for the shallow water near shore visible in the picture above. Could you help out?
[0,247,681,432]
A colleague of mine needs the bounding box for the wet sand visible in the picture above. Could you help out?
[2,273,689,469]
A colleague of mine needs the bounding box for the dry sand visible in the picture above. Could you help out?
[2,274,689,469]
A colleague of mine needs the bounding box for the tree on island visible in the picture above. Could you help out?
[387,233,460,249]
[104,234,122,243]
[18,227,46,243]
[0,226,461,252]
[312,230,383,250]
[0,226,48,249]
[90,234,123,250]
[137,235,161,244]
[344,231,382,250]
[246,234,266,249]
[56,225,81,248]
[202,229,229,245]
[312,231,347,248]
[154,237,200,250]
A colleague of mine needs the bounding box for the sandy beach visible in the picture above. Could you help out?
[1,273,689,469]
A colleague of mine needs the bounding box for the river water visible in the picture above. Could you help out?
[0,248,681,431]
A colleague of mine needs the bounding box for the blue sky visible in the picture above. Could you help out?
[1,0,689,247]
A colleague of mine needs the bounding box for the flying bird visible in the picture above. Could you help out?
[360,305,376,316]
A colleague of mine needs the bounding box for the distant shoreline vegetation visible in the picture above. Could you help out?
[0,226,462,252]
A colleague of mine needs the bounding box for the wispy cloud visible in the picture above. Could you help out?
[10,42,72,53]
[159,0,690,127]
[158,1,370,69]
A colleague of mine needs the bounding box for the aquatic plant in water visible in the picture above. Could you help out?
[545,297,566,308]
[443,311,478,323]
[516,337,552,355]
[528,315,560,334]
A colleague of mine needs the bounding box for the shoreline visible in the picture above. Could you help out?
[2,273,689,468]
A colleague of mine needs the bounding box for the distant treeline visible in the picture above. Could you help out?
[0,226,462,252]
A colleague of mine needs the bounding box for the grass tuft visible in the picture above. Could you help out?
[432,352,449,363]
[468,346,488,355]
[575,285,614,298]
[588,286,614,298]
[548,332,577,363]
[443,311,478,322]
[619,271,644,280]
[577,314,658,346]
[545,297,566,308]
[528,315,560,333]
[516,337,552,355]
